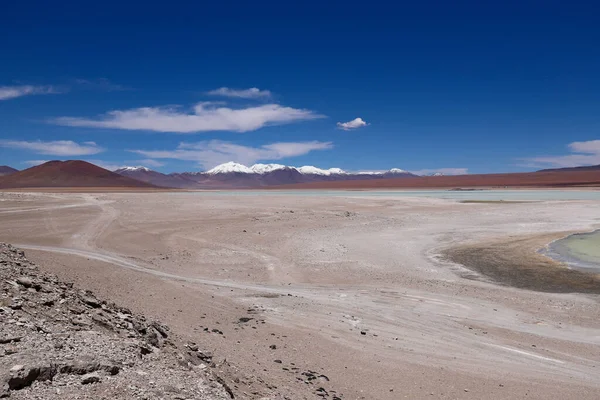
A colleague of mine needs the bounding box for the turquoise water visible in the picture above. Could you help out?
[546,230,600,272]
[175,190,600,201]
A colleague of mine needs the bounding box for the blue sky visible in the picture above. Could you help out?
[1,1,599,174]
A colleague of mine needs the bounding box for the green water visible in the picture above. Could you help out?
[547,231,600,271]
[176,189,600,201]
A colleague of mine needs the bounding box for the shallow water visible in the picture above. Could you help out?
[545,230,600,272]
[177,189,600,201]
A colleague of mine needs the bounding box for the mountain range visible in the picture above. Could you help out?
[0,161,156,189]
[0,161,599,189]
[114,162,417,188]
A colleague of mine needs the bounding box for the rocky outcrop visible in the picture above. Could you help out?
[0,243,230,399]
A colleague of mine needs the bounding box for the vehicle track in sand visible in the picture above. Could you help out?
[5,192,600,399]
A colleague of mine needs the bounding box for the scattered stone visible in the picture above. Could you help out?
[81,372,101,385]
[0,242,231,399]
[269,344,277,350]
[16,277,33,288]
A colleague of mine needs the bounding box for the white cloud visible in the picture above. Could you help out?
[131,140,333,168]
[0,140,104,156]
[207,87,271,99]
[336,117,368,131]
[23,160,49,167]
[410,168,469,176]
[51,102,324,133]
[0,85,60,101]
[522,140,600,168]
[73,78,130,92]
[137,159,165,168]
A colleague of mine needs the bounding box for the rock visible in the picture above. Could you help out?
[81,372,101,385]
[10,365,24,372]
[274,359,283,364]
[16,277,33,288]
[270,344,277,350]
[186,342,199,352]
[81,294,101,308]
[0,242,234,399]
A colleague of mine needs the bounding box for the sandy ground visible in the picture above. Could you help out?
[0,191,599,399]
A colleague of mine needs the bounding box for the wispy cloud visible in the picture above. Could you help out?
[137,159,165,168]
[131,140,333,168]
[0,140,104,156]
[336,117,368,131]
[23,160,49,167]
[0,85,61,101]
[207,87,272,99]
[51,102,324,133]
[73,78,131,92]
[521,140,600,168]
[410,168,469,176]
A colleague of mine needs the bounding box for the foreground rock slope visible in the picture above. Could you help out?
[0,243,230,399]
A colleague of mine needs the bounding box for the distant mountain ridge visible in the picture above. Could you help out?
[0,161,157,189]
[115,162,416,188]
[0,166,18,176]
[538,164,600,172]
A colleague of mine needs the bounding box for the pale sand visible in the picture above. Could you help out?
[1,191,599,399]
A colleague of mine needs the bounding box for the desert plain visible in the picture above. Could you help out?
[0,191,599,399]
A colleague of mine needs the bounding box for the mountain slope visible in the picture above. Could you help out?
[538,165,600,172]
[0,166,18,176]
[114,167,194,188]
[113,162,417,189]
[274,170,600,189]
[0,161,157,188]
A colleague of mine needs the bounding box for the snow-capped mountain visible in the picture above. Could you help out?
[249,163,287,174]
[114,162,416,189]
[116,166,152,172]
[206,162,253,174]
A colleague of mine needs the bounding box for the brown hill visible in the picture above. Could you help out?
[272,170,600,190]
[0,160,158,189]
[0,166,18,176]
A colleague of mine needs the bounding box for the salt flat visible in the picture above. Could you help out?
[1,191,599,399]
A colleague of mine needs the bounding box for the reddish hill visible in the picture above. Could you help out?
[0,160,158,189]
[273,170,600,190]
[0,166,18,176]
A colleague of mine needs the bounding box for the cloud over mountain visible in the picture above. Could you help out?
[131,140,333,168]
[0,140,104,156]
[51,102,324,133]
[523,140,600,168]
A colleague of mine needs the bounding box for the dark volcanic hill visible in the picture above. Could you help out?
[0,166,18,176]
[0,161,158,188]
[538,165,600,172]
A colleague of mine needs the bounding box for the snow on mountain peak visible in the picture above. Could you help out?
[206,162,253,174]
[296,166,347,176]
[250,163,287,174]
[204,162,407,176]
[117,166,151,172]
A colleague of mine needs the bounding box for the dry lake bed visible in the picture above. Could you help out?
[1,190,599,399]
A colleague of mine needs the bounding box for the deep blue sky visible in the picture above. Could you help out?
[1,1,599,174]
